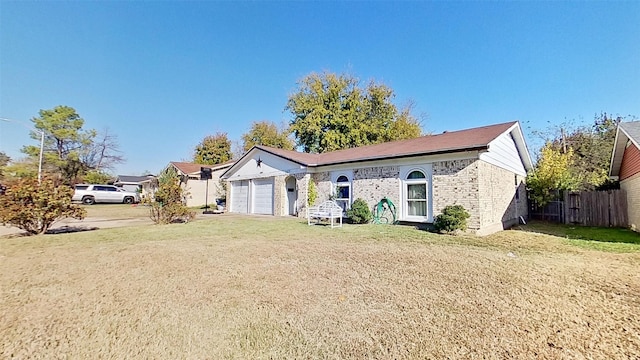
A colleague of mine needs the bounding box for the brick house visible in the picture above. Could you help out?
[166,160,234,208]
[221,121,533,235]
[609,121,640,232]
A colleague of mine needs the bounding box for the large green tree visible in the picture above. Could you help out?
[286,71,422,153]
[241,121,294,152]
[2,159,38,180]
[22,106,96,183]
[537,112,631,190]
[193,132,232,165]
[21,106,122,184]
[527,144,579,210]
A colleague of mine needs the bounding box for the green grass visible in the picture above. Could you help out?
[82,203,151,219]
[516,220,640,247]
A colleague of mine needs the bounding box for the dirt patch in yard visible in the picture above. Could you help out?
[1,217,639,358]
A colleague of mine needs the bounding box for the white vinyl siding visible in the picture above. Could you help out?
[252,178,274,215]
[481,132,527,176]
[230,180,249,213]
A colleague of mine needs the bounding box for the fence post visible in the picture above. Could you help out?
[562,190,568,224]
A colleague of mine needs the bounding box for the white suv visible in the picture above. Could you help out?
[72,184,140,205]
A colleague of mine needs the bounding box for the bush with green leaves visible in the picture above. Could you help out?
[346,198,372,224]
[433,205,470,234]
[82,170,113,184]
[149,168,195,224]
[0,177,86,235]
[307,179,318,206]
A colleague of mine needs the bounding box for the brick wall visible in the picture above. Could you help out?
[273,175,286,216]
[621,172,640,232]
[297,159,526,236]
[353,166,400,211]
[312,172,332,204]
[431,158,526,234]
[310,167,400,216]
[477,160,527,233]
[432,158,481,230]
[294,173,309,217]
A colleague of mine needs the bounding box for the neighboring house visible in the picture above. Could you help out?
[220,121,533,235]
[114,175,157,200]
[609,121,640,232]
[166,160,235,208]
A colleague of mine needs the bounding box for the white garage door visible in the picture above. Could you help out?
[252,178,274,215]
[230,180,249,213]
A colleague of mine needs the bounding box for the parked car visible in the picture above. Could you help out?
[72,184,140,205]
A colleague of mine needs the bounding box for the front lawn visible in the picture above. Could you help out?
[81,203,151,219]
[516,220,640,246]
[1,216,639,358]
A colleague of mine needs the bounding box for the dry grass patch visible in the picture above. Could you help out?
[81,203,151,220]
[2,216,639,358]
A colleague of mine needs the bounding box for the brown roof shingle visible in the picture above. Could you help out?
[169,160,235,175]
[256,121,518,166]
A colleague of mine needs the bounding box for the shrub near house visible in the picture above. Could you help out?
[347,198,373,224]
[434,205,470,234]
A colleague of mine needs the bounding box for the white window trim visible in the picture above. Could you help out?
[400,165,433,222]
[331,171,353,213]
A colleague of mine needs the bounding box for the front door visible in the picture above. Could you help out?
[285,176,297,216]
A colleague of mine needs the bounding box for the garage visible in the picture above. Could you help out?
[230,180,249,213]
[252,178,274,215]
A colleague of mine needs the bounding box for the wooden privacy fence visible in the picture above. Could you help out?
[529,189,628,227]
[564,190,628,227]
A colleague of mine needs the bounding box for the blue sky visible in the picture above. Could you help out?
[1,1,638,175]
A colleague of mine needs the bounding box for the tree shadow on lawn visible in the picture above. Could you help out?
[514,220,640,245]
[46,225,100,234]
[0,225,100,238]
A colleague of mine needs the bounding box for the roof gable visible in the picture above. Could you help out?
[610,121,640,177]
[621,121,640,148]
[115,175,154,183]
[169,160,235,175]
[221,147,307,180]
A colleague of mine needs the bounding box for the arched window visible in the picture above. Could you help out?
[405,170,427,217]
[335,175,351,213]
[407,170,426,179]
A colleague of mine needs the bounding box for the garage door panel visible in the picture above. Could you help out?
[231,180,249,213]
[252,179,273,215]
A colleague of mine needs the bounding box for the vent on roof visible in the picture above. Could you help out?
[442,131,448,134]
